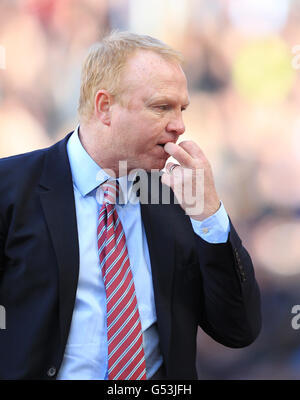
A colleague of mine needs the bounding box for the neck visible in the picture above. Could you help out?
[78,122,126,177]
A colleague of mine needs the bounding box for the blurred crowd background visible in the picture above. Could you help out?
[1,0,300,379]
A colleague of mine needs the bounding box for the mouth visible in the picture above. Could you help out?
[157,140,176,148]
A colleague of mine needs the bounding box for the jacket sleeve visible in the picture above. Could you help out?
[0,212,5,279]
[195,218,262,348]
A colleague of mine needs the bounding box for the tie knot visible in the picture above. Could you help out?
[101,180,119,205]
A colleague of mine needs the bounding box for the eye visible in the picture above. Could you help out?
[156,105,170,111]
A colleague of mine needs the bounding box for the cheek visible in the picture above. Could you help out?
[140,120,165,143]
[120,116,165,153]
[136,130,160,151]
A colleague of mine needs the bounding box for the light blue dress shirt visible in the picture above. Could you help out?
[57,128,230,380]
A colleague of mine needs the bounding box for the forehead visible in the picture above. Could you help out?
[121,50,189,103]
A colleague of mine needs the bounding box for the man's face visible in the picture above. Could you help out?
[109,50,190,172]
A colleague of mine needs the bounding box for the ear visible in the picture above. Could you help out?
[94,90,113,126]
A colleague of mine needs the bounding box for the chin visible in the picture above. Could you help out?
[146,159,166,172]
[132,154,168,172]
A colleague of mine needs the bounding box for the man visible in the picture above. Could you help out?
[0,31,261,380]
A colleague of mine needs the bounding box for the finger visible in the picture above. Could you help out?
[166,162,181,174]
[178,141,206,161]
[161,171,172,187]
[164,142,195,168]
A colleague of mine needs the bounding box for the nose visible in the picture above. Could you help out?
[166,111,185,136]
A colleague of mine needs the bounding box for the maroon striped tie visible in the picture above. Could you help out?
[97,180,147,380]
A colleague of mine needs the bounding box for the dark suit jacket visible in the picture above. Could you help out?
[0,133,261,380]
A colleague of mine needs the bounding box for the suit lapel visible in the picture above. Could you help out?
[38,133,79,352]
[140,173,176,368]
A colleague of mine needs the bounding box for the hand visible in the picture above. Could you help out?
[161,141,221,221]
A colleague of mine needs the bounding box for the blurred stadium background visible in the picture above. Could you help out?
[0,0,300,379]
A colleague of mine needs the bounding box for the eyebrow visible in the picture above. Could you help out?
[145,96,190,108]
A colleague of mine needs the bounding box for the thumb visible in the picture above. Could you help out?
[161,171,172,188]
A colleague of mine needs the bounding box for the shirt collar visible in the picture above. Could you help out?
[67,126,137,202]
